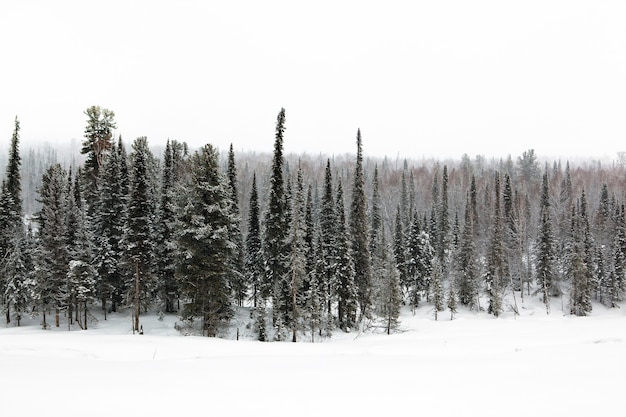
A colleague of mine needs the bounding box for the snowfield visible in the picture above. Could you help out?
[2,297,625,416]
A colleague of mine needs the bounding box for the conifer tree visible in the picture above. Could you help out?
[485,171,506,317]
[34,163,69,329]
[447,280,458,320]
[369,164,382,258]
[456,195,479,309]
[81,106,116,211]
[93,140,127,316]
[438,165,450,262]
[393,205,408,291]
[286,164,308,341]
[431,257,444,320]
[155,139,180,313]
[568,200,592,316]
[319,160,337,323]
[350,129,372,321]
[334,180,358,331]
[375,230,402,334]
[263,108,290,325]
[536,169,557,312]
[123,137,157,331]
[245,173,263,308]
[1,117,24,322]
[176,144,235,336]
[226,144,246,307]
[3,225,33,326]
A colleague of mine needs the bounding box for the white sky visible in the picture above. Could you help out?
[1,0,625,160]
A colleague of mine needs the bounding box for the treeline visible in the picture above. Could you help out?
[1,107,625,340]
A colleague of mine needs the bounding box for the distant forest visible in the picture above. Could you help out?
[1,106,625,340]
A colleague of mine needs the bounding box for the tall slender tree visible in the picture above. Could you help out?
[350,129,372,321]
[226,144,246,306]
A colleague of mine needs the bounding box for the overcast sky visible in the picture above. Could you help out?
[1,1,625,161]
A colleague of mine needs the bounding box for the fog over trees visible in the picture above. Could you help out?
[1,107,625,339]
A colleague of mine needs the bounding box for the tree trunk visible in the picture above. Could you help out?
[84,301,88,330]
[55,307,60,327]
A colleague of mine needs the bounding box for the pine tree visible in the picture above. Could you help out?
[123,137,157,331]
[34,163,69,329]
[350,129,372,321]
[226,144,246,307]
[568,199,592,316]
[536,169,556,313]
[438,165,450,262]
[485,171,506,317]
[334,180,358,331]
[431,257,444,320]
[374,229,402,334]
[3,225,34,327]
[608,206,626,307]
[81,106,116,211]
[394,205,408,292]
[456,195,479,310]
[155,139,180,313]
[447,280,458,320]
[263,108,290,326]
[1,117,24,322]
[286,164,308,341]
[93,142,127,316]
[245,173,263,308]
[319,160,337,326]
[369,164,382,258]
[176,144,235,337]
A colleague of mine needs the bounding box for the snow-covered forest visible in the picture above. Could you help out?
[1,106,625,340]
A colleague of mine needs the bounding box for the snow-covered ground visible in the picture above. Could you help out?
[1,296,624,416]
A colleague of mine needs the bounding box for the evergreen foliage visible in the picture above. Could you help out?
[350,129,372,321]
[176,144,235,336]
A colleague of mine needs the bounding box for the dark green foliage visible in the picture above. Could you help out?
[485,171,506,317]
[350,129,372,321]
[226,144,246,307]
[81,106,116,211]
[34,163,69,328]
[245,173,263,308]
[456,195,479,309]
[334,180,357,331]
[536,169,557,311]
[176,144,235,336]
[263,108,290,324]
[123,137,157,314]
[93,141,127,313]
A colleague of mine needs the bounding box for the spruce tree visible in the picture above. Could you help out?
[3,225,33,326]
[319,160,337,326]
[369,164,382,258]
[536,169,556,312]
[81,106,116,211]
[485,171,506,317]
[123,137,157,331]
[431,257,444,320]
[568,199,592,316]
[286,164,308,341]
[226,144,246,307]
[155,139,180,313]
[176,144,235,336]
[393,205,408,292]
[350,129,372,321]
[245,173,263,308]
[34,163,69,329]
[263,108,290,326]
[334,180,358,331]
[93,141,127,315]
[1,117,24,322]
[456,195,479,309]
